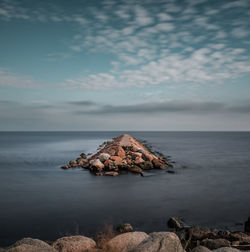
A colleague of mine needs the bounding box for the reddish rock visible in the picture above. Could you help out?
[129,166,142,174]
[104,159,112,167]
[61,165,69,170]
[134,157,144,164]
[116,146,126,159]
[104,171,119,176]
[110,156,123,164]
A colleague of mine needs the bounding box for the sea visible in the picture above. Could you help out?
[0,131,250,246]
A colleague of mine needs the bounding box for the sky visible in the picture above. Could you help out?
[0,0,250,131]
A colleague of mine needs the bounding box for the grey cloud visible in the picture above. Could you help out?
[75,100,250,115]
[67,100,97,106]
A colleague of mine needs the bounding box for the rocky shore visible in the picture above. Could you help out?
[1,218,250,252]
[61,134,173,176]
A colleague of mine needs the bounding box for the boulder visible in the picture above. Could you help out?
[116,223,134,233]
[106,232,148,252]
[245,217,250,232]
[152,158,167,169]
[98,153,110,163]
[229,232,250,243]
[11,238,56,251]
[104,171,119,176]
[69,160,77,167]
[7,238,56,252]
[134,157,144,165]
[80,153,87,159]
[6,244,54,252]
[89,159,104,172]
[116,146,126,159]
[139,161,154,170]
[192,246,212,252]
[61,165,69,170]
[168,217,183,230]
[52,235,96,252]
[132,232,185,252]
[201,239,230,250]
[110,156,123,164]
[129,166,142,174]
[189,227,213,240]
[213,248,241,252]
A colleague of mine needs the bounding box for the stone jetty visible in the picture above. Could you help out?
[61,134,172,176]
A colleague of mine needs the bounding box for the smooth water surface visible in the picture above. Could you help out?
[0,131,250,246]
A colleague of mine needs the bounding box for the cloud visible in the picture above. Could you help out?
[67,100,97,106]
[231,27,249,38]
[74,100,250,115]
[0,68,40,88]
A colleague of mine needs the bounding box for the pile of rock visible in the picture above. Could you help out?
[61,134,173,176]
[167,217,250,252]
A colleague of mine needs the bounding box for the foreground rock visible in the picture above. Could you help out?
[52,235,96,252]
[201,239,230,250]
[106,232,149,252]
[132,232,185,252]
[61,134,173,175]
[6,238,56,252]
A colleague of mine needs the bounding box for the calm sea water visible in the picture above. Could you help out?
[0,131,250,246]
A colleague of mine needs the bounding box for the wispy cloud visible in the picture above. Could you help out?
[0,68,41,88]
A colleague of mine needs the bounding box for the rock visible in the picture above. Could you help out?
[98,153,110,162]
[6,244,54,252]
[245,217,250,232]
[69,160,77,167]
[80,153,87,159]
[11,238,56,251]
[110,156,123,164]
[167,217,183,230]
[116,146,126,159]
[201,239,230,250]
[229,232,250,243]
[106,232,148,252]
[192,246,212,252]
[104,171,119,176]
[89,159,104,172]
[61,165,69,170]
[132,232,185,252]
[134,157,144,165]
[213,248,241,252]
[116,223,134,233]
[7,238,56,252]
[52,235,96,252]
[131,152,142,160]
[129,166,142,174]
[142,153,155,162]
[152,158,167,169]
[167,170,175,174]
[139,161,154,170]
[189,227,213,240]
[104,159,112,167]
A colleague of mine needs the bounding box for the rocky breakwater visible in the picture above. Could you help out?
[61,134,173,176]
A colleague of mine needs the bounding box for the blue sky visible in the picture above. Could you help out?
[0,0,250,130]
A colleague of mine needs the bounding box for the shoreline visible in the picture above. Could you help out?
[1,218,250,251]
